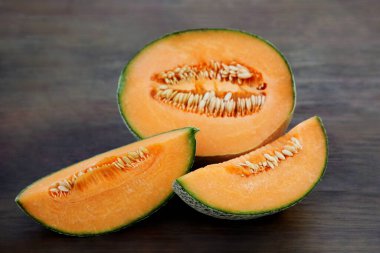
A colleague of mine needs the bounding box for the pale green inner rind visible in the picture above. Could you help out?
[117,28,296,156]
[176,117,328,217]
[15,127,198,236]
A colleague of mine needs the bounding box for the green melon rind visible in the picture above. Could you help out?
[117,28,296,157]
[173,117,328,219]
[15,127,198,236]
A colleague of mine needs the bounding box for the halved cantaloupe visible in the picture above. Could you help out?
[15,127,197,236]
[118,29,295,159]
[173,117,327,219]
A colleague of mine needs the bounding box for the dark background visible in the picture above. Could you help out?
[1,0,379,252]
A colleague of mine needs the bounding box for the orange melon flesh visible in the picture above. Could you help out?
[175,117,327,217]
[16,128,196,235]
[118,29,295,158]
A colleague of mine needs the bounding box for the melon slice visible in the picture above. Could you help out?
[15,127,197,236]
[173,117,327,219]
[118,29,295,158]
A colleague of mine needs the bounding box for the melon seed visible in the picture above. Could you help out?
[275,151,285,160]
[58,185,69,192]
[282,150,293,157]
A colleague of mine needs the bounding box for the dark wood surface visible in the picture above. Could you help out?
[1,0,379,252]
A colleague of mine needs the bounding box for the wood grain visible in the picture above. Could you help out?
[0,0,379,252]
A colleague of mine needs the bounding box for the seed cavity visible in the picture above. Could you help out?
[48,147,150,198]
[152,60,268,118]
[237,137,302,177]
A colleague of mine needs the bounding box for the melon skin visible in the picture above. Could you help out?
[117,28,296,159]
[173,117,328,220]
[173,181,269,220]
[15,127,198,236]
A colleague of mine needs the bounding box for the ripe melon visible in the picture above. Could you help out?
[118,29,295,159]
[15,127,197,236]
[173,117,327,219]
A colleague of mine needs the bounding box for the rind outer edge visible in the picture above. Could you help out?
[173,116,328,220]
[173,181,268,220]
[117,28,296,157]
[15,127,198,237]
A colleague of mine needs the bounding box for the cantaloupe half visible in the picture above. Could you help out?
[173,117,327,219]
[118,29,295,159]
[15,127,197,236]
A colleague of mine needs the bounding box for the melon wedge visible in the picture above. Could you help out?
[118,29,295,159]
[16,127,197,236]
[173,117,327,219]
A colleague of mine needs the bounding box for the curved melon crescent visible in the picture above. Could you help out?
[15,127,197,236]
[173,117,328,219]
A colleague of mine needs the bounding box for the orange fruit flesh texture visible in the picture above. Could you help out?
[177,117,327,213]
[119,30,294,157]
[16,128,194,234]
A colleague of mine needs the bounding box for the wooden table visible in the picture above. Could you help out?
[1,1,379,252]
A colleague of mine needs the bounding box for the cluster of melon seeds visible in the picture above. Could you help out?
[48,147,149,197]
[155,86,265,117]
[151,60,267,118]
[154,60,264,87]
[237,137,302,177]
